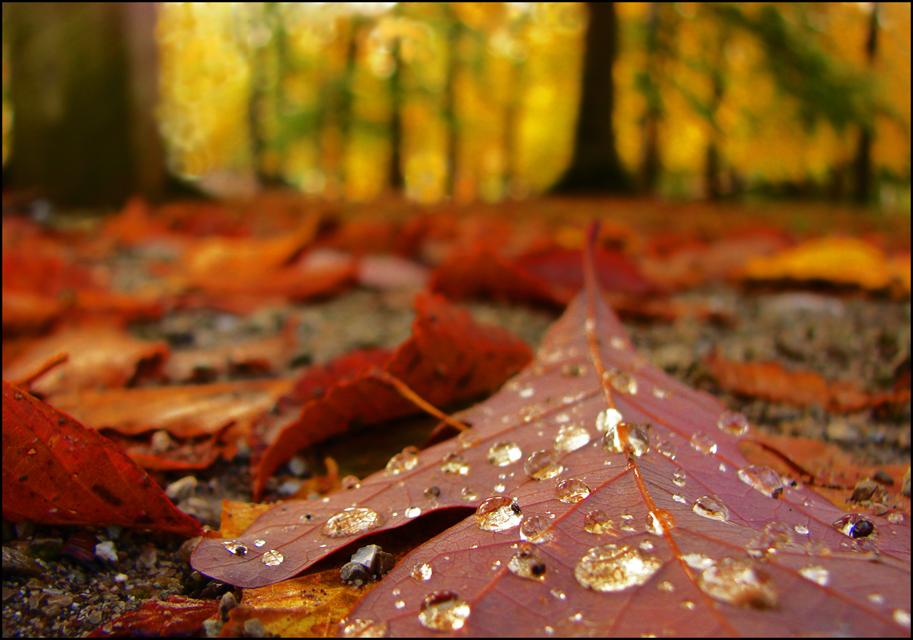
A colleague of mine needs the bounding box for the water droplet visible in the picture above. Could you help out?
[554,424,591,452]
[322,507,384,538]
[222,540,247,556]
[524,450,563,480]
[658,581,675,592]
[475,496,522,532]
[799,565,829,586]
[692,495,730,522]
[794,524,809,535]
[717,410,749,436]
[405,506,421,519]
[868,593,885,605]
[418,591,471,631]
[737,465,784,498]
[652,387,668,399]
[341,475,361,490]
[261,549,284,566]
[682,553,715,571]
[519,386,535,399]
[606,369,638,395]
[673,494,687,504]
[894,609,911,629]
[697,557,778,609]
[561,363,587,377]
[626,424,651,457]
[460,487,479,501]
[385,446,419,475]
[583,510,615,535]
[556,478,591,503]
[574,544,663,592]
[550,588,566,600]
[508,543,547,580]
[393,599,405,609]
[253,539,266,548]
[672,470,686,487]
[832,513,875,539]
[487,441,522,467]
[639,540,655,551]
[656,440,676,459]
[681,600,696,610]
[596,408,623,434]
[340,618,388,637]
[690,433,718,455]
[645,511,666,535]
[440,452,470,476]
[411,562,433,581]
[520,513,554,544]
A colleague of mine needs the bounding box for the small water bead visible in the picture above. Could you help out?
[394,600,405,610]
[222,540,248,556]
[508,543,548,580]
[487,441,522,467]
[893,609,910,628]
[322,507,384,538]
[561,363,587,377]
[697,558,778,609]
[737,465,785,499]
[658,581,675,592]
[798,565,830,586]
[672,470,686,488]
[656,440,676,459]
[341,475,361,490]
[493,483,506,493]
[460,487,479,501]
[524,450,564,480]
[583,510,615,535]
[411,562,433,581]
[520,514,554,544]
[689,433,718,455]
[626,424,651,457]
[554,424,591,452]
[717,410,750,437]
[340,618,388,638]
[596,408,623,434]
[574,544,663,592]
[385,447,419,475]
[418,591,471,632]
[253,539,266,548]
[261,549,284,567]
[868,593,885,605]
[645,511,666,535]
[639,540,655,552]
[606,369,638,395]
[519,403,545,423]
[610,336,627,350]
[440,452,470,476]
[550,588,567,600]
[556,478,591,503]
[519,387,535,399]
[692,496,730,522]
[652,387,668,399]
[682,553,715,571]
[404,506,422,519]
[832,513,876,539]
[475,496,522,532]
[681,600,696,611]
[673,494,687,504]
[794,524,810,535]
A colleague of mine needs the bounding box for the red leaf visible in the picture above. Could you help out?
[85,595,217,637]
[191,231,909,635]
[249,293,532,498]
[2,381,201,536]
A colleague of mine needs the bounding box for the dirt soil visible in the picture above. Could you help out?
[3,281,911,637]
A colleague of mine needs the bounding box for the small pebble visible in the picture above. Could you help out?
[242,618,268,638]
[137,545,157,570]
[150,430,174,454]
[94,541,118,564]
[850,478,880,503]
[2,546,42,576]
[113,573,128,583]
[166,475,198,501]
[219,591,238,621]
[872,470,894,486]
[288,457,308,477]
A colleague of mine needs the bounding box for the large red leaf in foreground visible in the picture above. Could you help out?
[2,381,201,536]
[192,233,909,636]
[250,292,533,498]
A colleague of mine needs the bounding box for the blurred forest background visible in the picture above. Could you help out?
[2,2,910,208]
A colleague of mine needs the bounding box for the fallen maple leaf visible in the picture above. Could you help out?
[705,350,911,413]
[85,595,218,638]
[192,226,909,636]
[2,381,200,536]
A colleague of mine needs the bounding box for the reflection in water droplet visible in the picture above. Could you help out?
[583,510,615,535]
[524,450,563,480]
[554,424,591,452]
[626,424,651,457]
[692,496,730,522]
[418,591,471,631]
[475,496,522,531]
[322,507,384,538]
[690,433,718,455]
[520,513,554,544]
[508,543,547,580]
[261,549,284,566]
[341,475,361,490]
[606,369,638,395]
[223,540,247,556]
[556,478,591,503]
[717,410,749,436]
[410,562,433,582]
[672,470,686,488]
[405,506,421,519]
[737,465,784,498]
[385,447,419,475]
[799,565,830,586]
[440,452,470,476]
[893,609,910,628]
[698,557,778,609]
[487,441,522,467]
[832,513,875,539]
[340,618,388,637]
[574,544,663,592]
[596,408,623,434]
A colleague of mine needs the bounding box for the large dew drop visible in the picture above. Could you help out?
[524,450,563,481]
[692,495,730,522]
[574,544,663,592]
[737,465,784,498]
[554,424,591,452]
[222,540,248,556]
[322,507,384,538]
[385,446,419,475]
[487,441,522,467]
[556,478,591,503]
[717,410,749,436]
[508,543,547,581]
[475,496,522,532]
[583,510,615,535]
[340,618,388,637]
[832,513,875,539]
[418,591,471,631]
[697,557,778,609]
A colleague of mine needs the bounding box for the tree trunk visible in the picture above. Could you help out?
[703,25,727,201]
[551,2,630,194]
[443,16,463,199]
[639,2,664,193]
[388,35,405,192]
[852,3,878,204]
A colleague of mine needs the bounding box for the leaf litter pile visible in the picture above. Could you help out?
[2,196,910,637]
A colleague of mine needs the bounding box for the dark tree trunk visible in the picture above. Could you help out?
[337,17,363,192]
[852,3,879,204]
[443,16,463,199]
[703,26,727,201]
[639,2,665,193]
[388,36,405,192]
[551,2,631,194]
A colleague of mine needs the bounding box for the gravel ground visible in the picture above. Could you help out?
[3,284,910,637]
